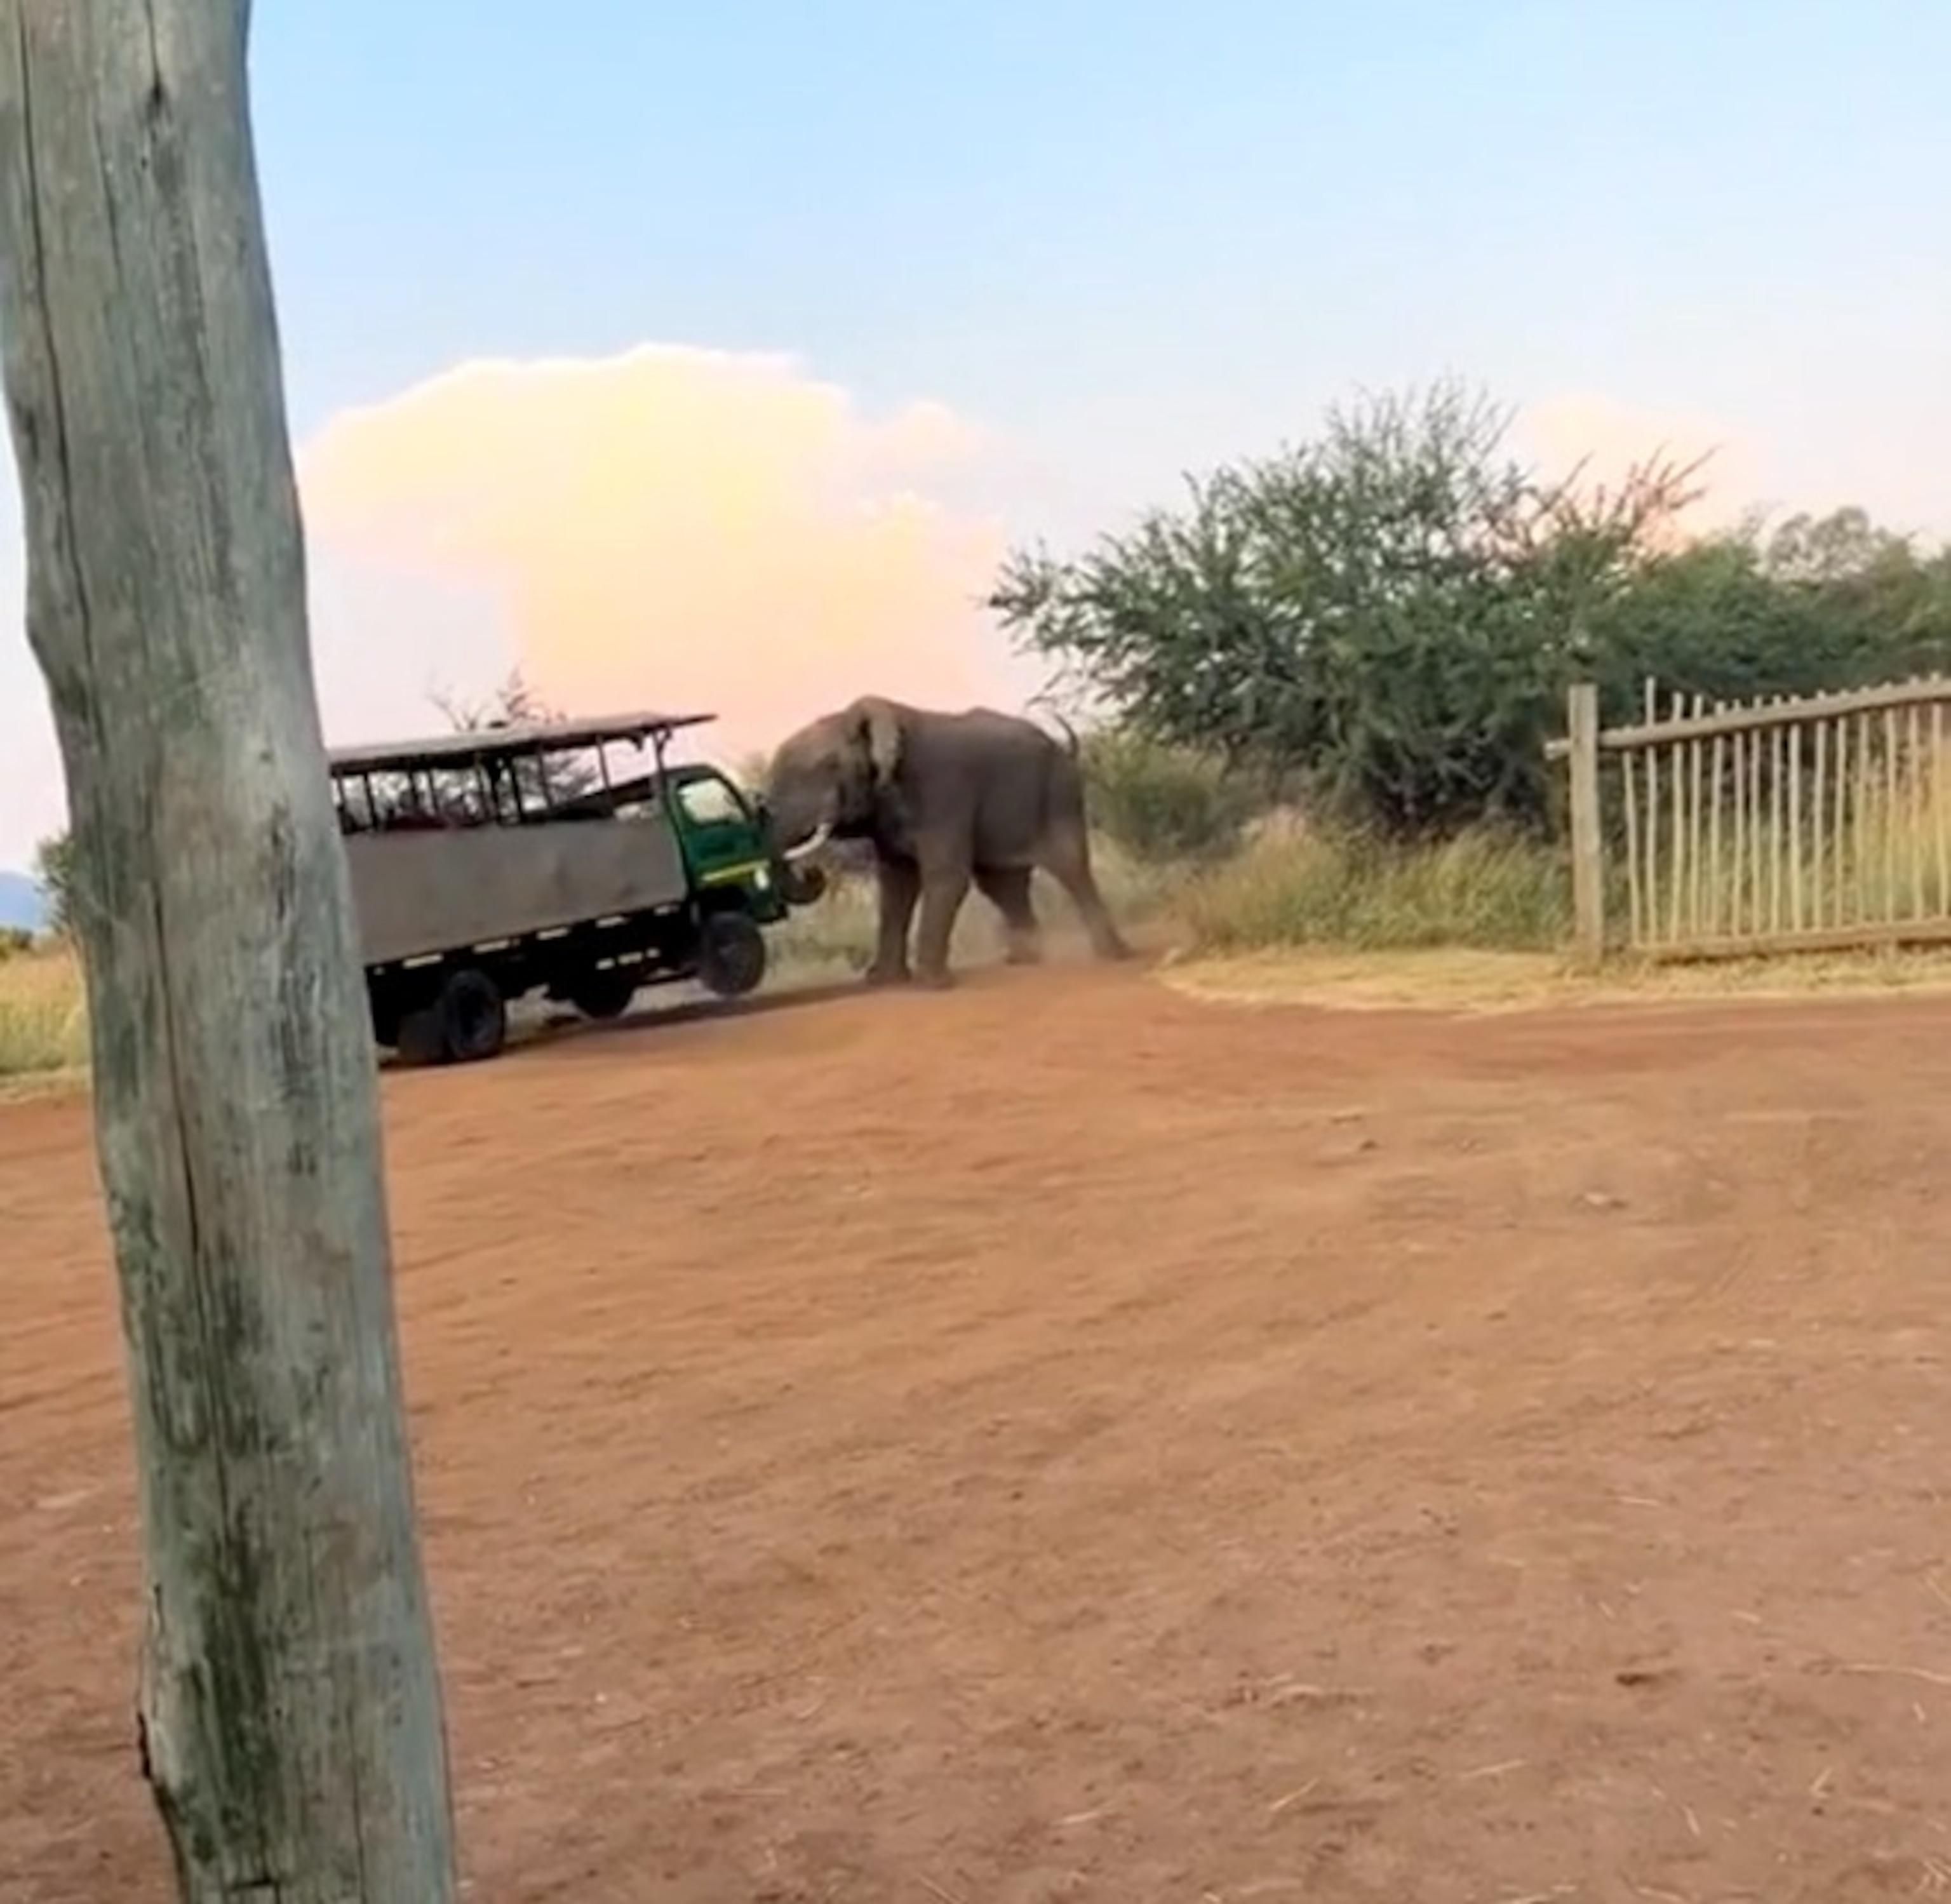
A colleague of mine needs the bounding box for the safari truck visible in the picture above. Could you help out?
[328,710,824,1065]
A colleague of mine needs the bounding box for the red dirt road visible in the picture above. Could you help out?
[3,963,1949,1901]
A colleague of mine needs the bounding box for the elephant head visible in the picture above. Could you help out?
[761,696,906,861]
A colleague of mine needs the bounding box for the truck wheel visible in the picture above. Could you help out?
[394,1000,447,1068]
[369,993,403,1050]
[568,967,637,1021]
[397,967,508,1066]
[697,911,767,998]
[439,967,508,1063]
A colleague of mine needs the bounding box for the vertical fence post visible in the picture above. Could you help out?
[1567,681,1605,965]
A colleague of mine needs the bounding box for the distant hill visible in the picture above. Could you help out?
[0,871,46,932]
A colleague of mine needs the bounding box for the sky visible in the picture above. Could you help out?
[4,0,1950,870]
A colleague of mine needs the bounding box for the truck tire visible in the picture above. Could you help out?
[439,967,508,1063]
[368,991,403,1051]
[396,967,507,1066]
[697,911,767,999]
[394,1000,447,1068]
[568,967,637,1021]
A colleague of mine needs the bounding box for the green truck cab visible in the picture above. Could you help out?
[601,757,823,929]
[328,710,825,1066]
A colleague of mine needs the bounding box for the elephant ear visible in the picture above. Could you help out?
[845,696,904,788]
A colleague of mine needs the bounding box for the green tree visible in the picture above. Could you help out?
[991,380,1707,840]
[32,828,74,936]
[1585,508,1951,720]
[1758,506,1951,679]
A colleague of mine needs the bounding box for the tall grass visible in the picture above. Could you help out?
[1178,827,1573,953]
[0,946,89,1082]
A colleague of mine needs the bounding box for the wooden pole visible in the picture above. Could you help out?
[0,4,459,1898]
[1565,681,1605,965]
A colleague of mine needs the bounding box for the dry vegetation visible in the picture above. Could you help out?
[0,944,89,1090]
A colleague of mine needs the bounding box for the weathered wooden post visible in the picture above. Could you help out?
[1565,681,1606,966]
[0,4,459,1896]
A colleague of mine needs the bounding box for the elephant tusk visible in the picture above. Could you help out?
[780,819,834,863]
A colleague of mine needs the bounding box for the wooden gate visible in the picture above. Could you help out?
[1552,676,1951,962]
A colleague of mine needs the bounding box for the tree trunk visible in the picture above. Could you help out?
[0,4,460,1897]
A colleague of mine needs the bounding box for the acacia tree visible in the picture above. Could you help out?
[990,380,1706,838]
[0,4,457,1896]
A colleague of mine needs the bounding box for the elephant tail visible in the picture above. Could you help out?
[1040,704,1082,758]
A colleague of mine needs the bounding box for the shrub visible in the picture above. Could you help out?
[1078,729,1262,863]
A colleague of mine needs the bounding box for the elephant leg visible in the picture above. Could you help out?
[865,856,920,985]
[1040,829,1133,962]
[912,861,973,989]
[974,865,1042,965]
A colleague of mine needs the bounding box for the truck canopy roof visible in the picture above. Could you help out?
[328,709,716,777]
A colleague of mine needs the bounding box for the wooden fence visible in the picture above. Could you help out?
[1550,674,1951,963]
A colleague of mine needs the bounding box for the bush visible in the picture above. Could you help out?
[1078,729,1262,863]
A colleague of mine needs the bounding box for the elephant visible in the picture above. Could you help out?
[763,695,1134,988]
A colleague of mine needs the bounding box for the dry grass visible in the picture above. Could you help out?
[1176,827,1573,954]
[0,947,89,1091]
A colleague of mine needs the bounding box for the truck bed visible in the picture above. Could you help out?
[342,814,690,967]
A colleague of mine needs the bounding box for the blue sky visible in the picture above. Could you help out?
[253,0,1950,439]
[4,0,1949,868]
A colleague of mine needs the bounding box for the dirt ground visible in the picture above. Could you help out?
[4,961,1949,1902]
